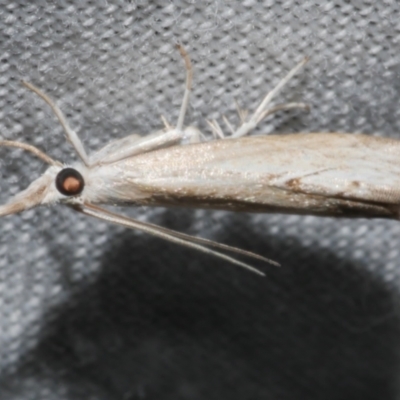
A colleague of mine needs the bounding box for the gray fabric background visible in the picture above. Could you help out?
[1,1,400,399]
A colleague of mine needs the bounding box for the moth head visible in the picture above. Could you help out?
[1,80,91,217]
[0,142,87,217]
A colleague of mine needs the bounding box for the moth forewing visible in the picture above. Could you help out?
[89,133,400,219]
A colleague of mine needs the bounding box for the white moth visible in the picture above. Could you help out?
[1,45,398,276]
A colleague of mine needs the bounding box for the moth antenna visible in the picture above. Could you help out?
[21,80,90,166]
[0,140,61,166]
[78,204,271,276]
[175,44,193,132]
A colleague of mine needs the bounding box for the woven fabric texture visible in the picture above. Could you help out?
[1,1,400,399]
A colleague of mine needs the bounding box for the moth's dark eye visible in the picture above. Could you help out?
[56,168,84,196]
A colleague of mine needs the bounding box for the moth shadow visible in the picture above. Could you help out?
[2,213,400,400]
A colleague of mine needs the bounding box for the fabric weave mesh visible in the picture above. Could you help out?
[1,1,400,399]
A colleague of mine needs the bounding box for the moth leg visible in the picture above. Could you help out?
[90,128,186,165]
[21,81,90,166]
[231,57,309,138]
[160,115,173,130]
[256,102,310,123]
[94,44,196,165]
[234,99,248,125]
[220,101,309,140]
[90,123,206,166]
[206,119,225,139]
[175,44,193,132]
[222,115,235,136]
